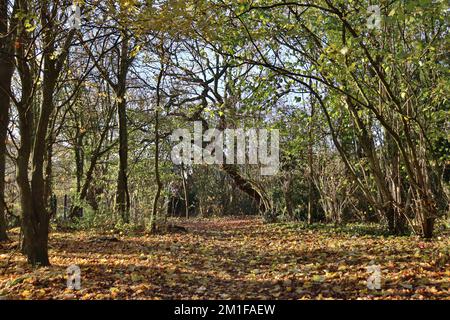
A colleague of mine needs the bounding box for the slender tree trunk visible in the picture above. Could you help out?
[69,130,85,218]
[181,164,189,219]
[44,133,54,213]
[0,0,15,241]
[283,176,293,219]
[151,109,161,231]
[151,60,165,232]
[0,94,9,242]
[116,96,130,222]
[307,92,315,224]
[0,77,10,242]
[75,131,84,194]
[115,36,131,223]
[70,147,101,218]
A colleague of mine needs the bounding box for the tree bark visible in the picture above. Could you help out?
[0,0,15,241]
[307,91,315,224]
[0,86,10,242]
[115,36,131,223]
[151,58,165,232]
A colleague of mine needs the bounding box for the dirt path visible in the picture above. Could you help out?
[0,217,448,299]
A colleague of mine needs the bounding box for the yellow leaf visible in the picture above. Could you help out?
[110,287,120,298]
[21,290,32,298]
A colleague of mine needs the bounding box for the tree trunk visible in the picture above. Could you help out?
[307,92,315,224]
[21,204,50,266]
[0,78,10,242]
[283,176,294,219]
[181,165,189,219]
[17,109,50,265]
[0,95,9,242]
[222,164,270,214]
[116,96,130,222]
[20,79,56,266]
[422,216,435,239]
[75,130,84,194]
[151,61,164,232]
[115,36,131,223]
[0,0,15,241]
[44,134,54,212]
